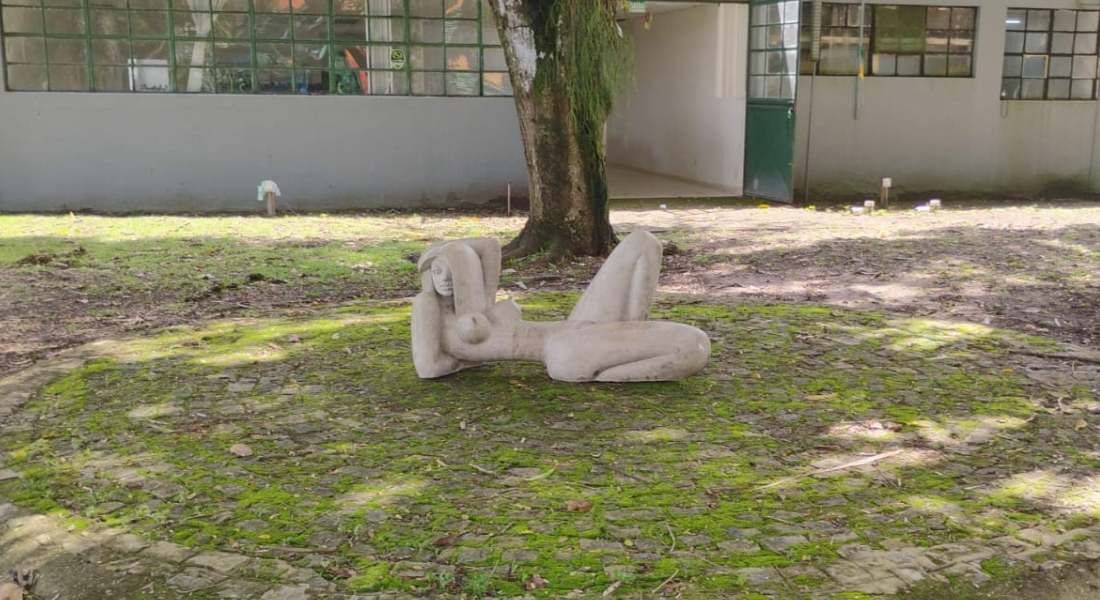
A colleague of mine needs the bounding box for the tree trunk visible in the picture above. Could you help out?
[489,0,621,259]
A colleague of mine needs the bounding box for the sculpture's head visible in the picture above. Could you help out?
[418,243,455,297]
[429,259,454,296]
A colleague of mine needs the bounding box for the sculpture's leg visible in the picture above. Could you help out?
[545,321,710,382]
[569,230,662,323]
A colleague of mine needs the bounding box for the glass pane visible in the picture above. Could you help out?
[5,37,46,63]
[332,16,364,39]
[132,40,169,60]
[1052,32,1074,54]
[175,0,210,10]
[44,8,85,34]
[1079,11,1100,33]
[924,54,947,76]
[1047,78,1070,98]
[1073,55,1097,79]
[130,11,169,37]
[292,69,327,93]
[1004,32,1024,54]
[819,29,864,75]
[49,64,88,90]
[130,0,168,8]
[1053,10,1077,32]
[1025,33,1049,54]
[411,70,443,94]
[93,66,129,90]
[445,0,476,19]
[445,71,477,95]
[255,14,292,39]
[410,19,443,43]
[1001,77,1021,99]
[174,12,213,38]
[362,70,409,95]
[214,68,253,93]
[1026,9,1050,32]
[897,54,920,76]
[1022,55,1048,78]
[409,0,441,18]
[482,72,510,95]
[748,75,766,97]
[368,18,404,41]
[90,9,129,35]
[1005,9,1026,31]
[256,69,292,93]
[949,30,972,54]
[444,19,477,43]
[215,13,252,39]
[293,43,326,67]
[872,53,896,76]
[1002,55,1022,77]
[256,42,292,67]
[176,41,213,67]
[926,30,949,54]
[1075,33,1097,55]
[253,0,291,12]
[46,38,86,63]
[295,0,327,15]
[6,64,48,90]
[1050,56,1072,78]
[481,20,499,45]
[334,0,365,15]
[1071,78,1095,99]
[951,7,975,31]
[779,73,796,98]
[213,41,249,65]
[409,45,443,69]
[765,75,781,97]
[483,47,505,71]
[948,54,971,76]
[1021,78,1045,98]
[2,7,43,34]
[292,15,327,40]
[927,7,949,30]
[92,38,130,64]
[446,46,477,70]
[175,67,215,92]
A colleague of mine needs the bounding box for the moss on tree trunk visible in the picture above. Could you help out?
[489,0,630,259]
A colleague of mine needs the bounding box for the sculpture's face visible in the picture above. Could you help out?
[430,259,454,296]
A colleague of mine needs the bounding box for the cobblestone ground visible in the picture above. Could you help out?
[1,297,1098,598]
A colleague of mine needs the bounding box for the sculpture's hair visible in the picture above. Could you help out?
[416,238,502,316]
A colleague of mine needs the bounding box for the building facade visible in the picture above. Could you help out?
[1,0,1098,212]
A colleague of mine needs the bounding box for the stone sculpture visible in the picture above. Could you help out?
[411,230,710,382]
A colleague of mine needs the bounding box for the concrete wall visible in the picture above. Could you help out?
[0,65,529,212]
[795,0,1100,197]
[607,4,748,194]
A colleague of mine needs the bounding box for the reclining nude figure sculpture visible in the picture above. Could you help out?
[411,230,710,382]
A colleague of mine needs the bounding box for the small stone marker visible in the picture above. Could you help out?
[229,443,254,458]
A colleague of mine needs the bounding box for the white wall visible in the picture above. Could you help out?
[0,61,529,213]
[795,0,1100,196]
[607,4,748,193]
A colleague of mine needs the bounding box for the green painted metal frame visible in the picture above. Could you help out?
[0,0,509,94]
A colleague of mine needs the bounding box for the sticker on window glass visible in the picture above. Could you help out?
[390,48,406,69]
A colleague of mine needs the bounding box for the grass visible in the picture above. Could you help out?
[1,295,1095,597]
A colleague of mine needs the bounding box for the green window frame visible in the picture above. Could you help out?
[799,2,976,78]
[1001,8,1099,100]
[0,0,512,95]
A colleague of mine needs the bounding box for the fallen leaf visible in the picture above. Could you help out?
[1076,419,1088,431]
[229,443,253,457]
[525,574,548,590]
[565,499,593,513]
[433,533,463,547]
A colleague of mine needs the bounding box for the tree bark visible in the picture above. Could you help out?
[489,0,618,259]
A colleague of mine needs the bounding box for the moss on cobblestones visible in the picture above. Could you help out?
[1,296,1096,597]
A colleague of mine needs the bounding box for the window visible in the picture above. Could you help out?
[799,3,976,77]
[748,0,800,100]
[1001,8,1099,100]
[0,0,511,95]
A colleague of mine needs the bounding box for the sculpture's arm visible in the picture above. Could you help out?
[411,291,466,378]
[441,242,492,316]
[459,238,502,299]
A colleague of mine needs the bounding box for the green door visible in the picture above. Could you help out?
[744,0,801,202]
